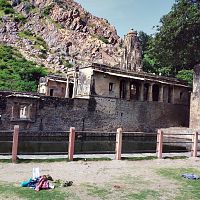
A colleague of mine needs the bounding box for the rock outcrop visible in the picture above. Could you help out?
[0,0,124,72]
[0,0,142,73]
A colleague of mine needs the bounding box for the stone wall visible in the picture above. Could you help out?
[0,93,189,132]
[190,65,200,129]
[93,97,189,131]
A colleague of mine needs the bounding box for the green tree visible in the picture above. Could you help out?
[152,0,200,70]
[138,31,152,58]
[142,0,199,84]
[0,45,48,92]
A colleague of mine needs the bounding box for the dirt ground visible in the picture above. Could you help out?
[0,157,200,199]
[0,157,199,184]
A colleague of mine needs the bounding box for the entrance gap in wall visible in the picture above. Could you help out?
[144,83,149,101]
[50,89,54,96]
[130,81,140,100]
[168,86,173,103]
[152,84,159,101]
[69,83,74,98]
[120,80,126,99]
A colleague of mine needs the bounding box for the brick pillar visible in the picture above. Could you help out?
[12,125,19,163]
[115,128,123,160]
[148,83,153,101]
[192,132,198,157]
[139,82,144,101]
[68,127,75,161]
[156,129,163,159]
[159,85,164,102]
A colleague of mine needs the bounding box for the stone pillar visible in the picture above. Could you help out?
[68,127,75,161]
[115,128,123,160]
[139,82,144,101]
[72,73,77,98]
[156,129,163,159]
[12,125,19,163]
[65,77,69,98]
[147,83,153,101]
[159,85,164,102]
[192,131,198,157]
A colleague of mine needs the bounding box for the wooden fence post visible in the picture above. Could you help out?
[12,125,19,163]
[115,128,123,160]
[156,129,163,159]
[68,127,75,161]
[192,132,198,157]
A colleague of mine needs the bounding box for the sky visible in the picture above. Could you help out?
[75,0,175,37]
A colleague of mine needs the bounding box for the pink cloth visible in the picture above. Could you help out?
[35,177,49,191]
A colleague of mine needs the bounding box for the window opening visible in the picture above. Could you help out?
[20,105,31,119]
[109,83,114,91]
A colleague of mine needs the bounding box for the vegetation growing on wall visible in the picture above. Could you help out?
[0,44,48,92]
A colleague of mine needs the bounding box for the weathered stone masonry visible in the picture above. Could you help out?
[190,65,200,129]
[0,91,189,132]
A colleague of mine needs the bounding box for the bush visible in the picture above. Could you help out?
[43,4,54,16]
[0,45,48,92]
[14,14,26,23]
[176,69,193,86]
[0,0,12,9]
[3,7,14,14]
[23,30,33,36]
[98,36,110,44]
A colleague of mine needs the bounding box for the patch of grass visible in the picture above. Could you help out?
[73,157,112,161]
[0,158,68,163]
[0,182,70,200]
[123,189,160,200]
[0,0,26,23]
[45,16,63,29]
[17,158,68,163]
[0,0,15,16]
[0,9,4,16]
[14,13,27,23]
[163,156,188,160]
[97,35,110,44]
[121,156,157,161]
[158,168,200,200]
[43,4,54,16]
[0,159,12,163]
[85,184,111,200]
[18,31,48,50]
[0,157,111,163]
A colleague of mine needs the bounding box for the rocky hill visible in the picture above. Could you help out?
[0,0,123,73]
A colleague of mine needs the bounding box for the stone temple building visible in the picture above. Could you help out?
[0,31,191,132]
[120,29,143,72]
